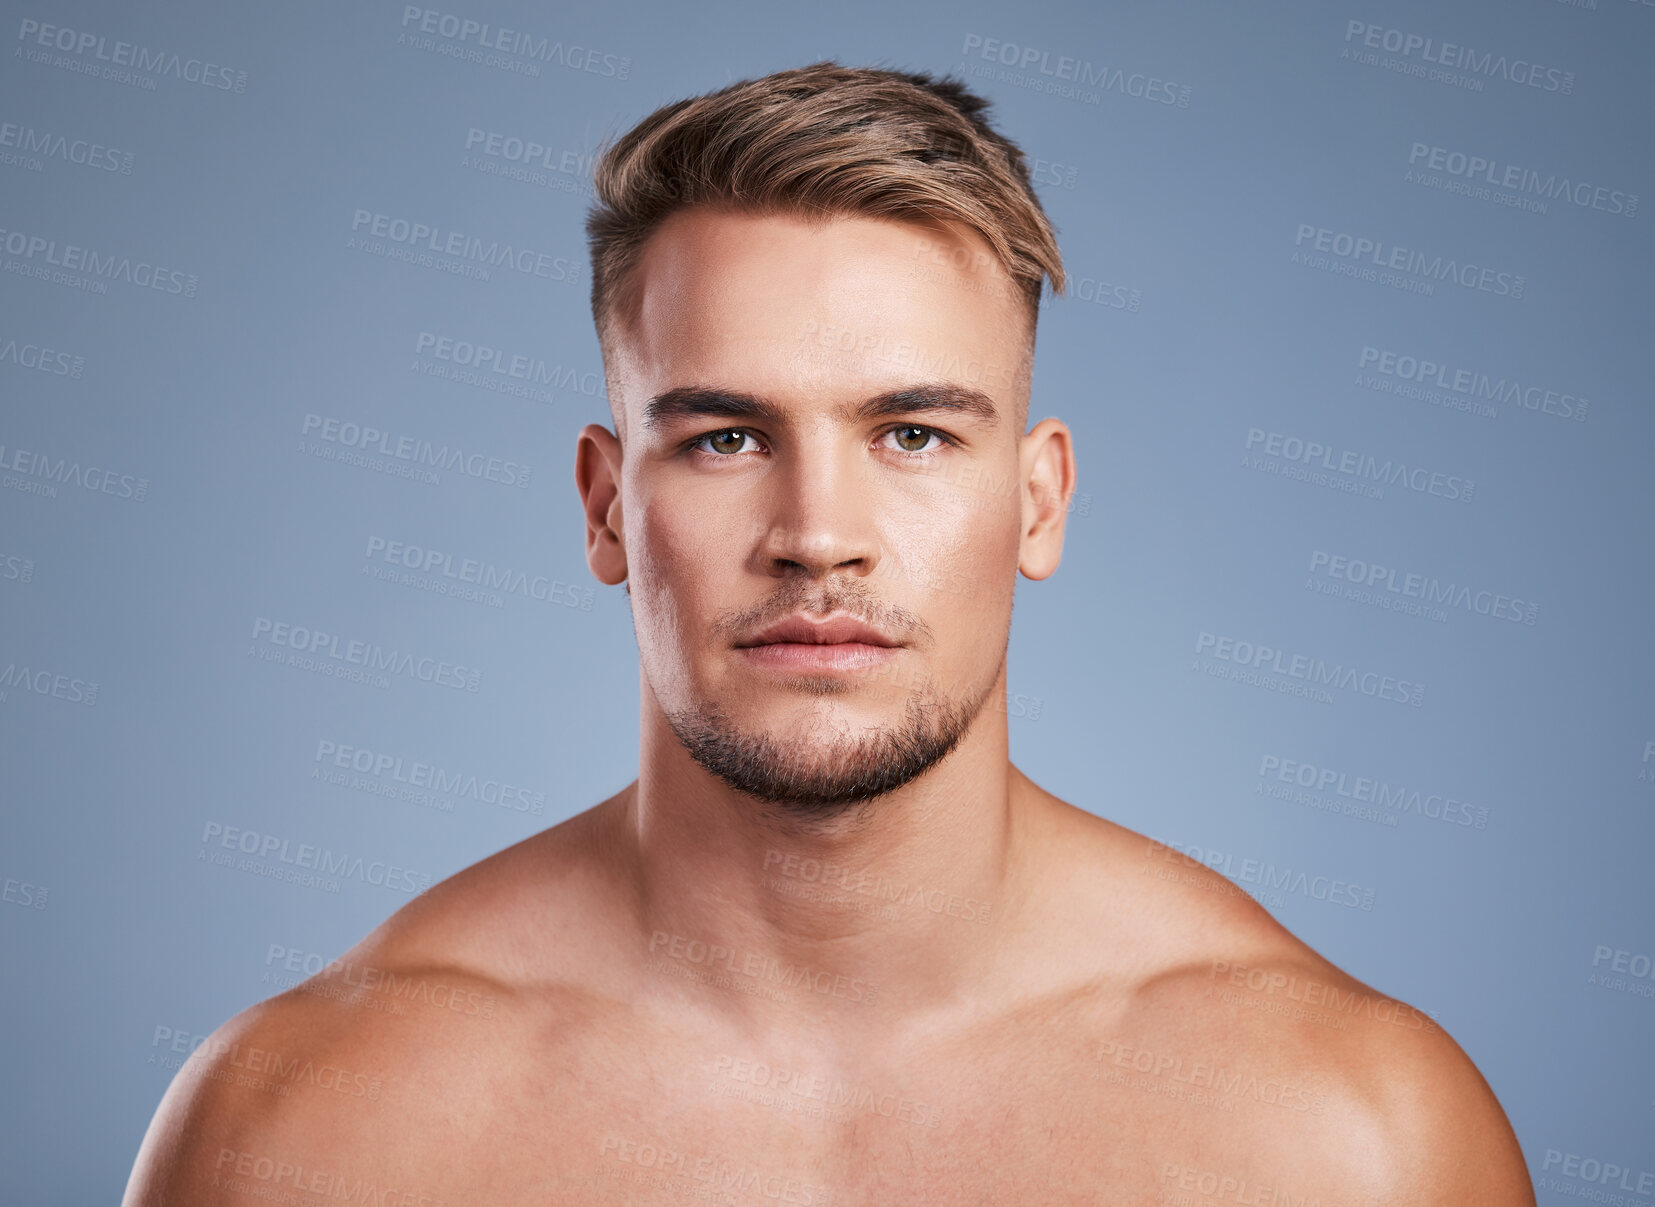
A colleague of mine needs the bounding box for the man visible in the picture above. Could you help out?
[125,62,1534,1204]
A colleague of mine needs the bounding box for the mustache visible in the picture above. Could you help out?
[711,580,931,646]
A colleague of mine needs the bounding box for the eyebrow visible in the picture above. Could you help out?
[642,384,1001,432]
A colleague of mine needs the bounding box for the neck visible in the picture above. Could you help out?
[616,666,1041,1039]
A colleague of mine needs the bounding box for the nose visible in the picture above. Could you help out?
[755,439,881,580]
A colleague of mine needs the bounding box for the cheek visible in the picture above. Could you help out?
[629,491,728,639]
[881,473,1022,612]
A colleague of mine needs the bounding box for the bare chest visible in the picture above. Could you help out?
[392,1036,1307,1206]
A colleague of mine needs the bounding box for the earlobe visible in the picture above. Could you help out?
[575,424,629,587]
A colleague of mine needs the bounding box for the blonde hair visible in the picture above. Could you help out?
[585,60,1066,354]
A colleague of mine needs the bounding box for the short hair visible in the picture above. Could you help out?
[585,60,1066,366]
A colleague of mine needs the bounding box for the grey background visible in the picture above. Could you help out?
[0,0,1651,1199]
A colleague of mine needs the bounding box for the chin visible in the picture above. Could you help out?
[663,670,992,815]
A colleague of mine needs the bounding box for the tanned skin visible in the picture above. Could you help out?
[124,207,1535,1206]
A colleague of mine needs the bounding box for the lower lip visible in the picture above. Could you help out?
[736,642,901,672]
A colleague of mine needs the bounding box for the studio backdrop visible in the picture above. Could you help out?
[1,0,1651,1199]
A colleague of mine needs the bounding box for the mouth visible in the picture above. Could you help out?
[734,641,901,673]
[735,614,900,648]
[733,613,903,673]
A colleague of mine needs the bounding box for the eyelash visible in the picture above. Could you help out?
[686,425,956,458]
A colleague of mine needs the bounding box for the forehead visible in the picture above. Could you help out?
[611,206,1030,416]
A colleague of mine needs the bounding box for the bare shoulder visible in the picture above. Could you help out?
[1030,785,1535,1203]
[123,803,626,1205]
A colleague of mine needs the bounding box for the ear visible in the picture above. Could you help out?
[575,423,628,586]
[1017,417,1076,581]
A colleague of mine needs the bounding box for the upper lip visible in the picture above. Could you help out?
[737,613,900,648]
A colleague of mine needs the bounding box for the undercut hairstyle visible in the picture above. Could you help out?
[584,60,1066,382]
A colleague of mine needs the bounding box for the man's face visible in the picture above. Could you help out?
[597,206,1043,818]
